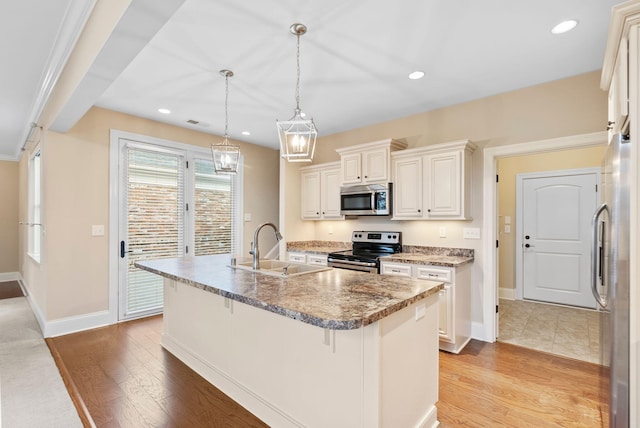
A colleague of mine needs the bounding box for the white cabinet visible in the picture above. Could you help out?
[300,162,342,220]
[288,252,307,263]
[607,37,629,138]
[287,252,328,266]
[391,140,476,220]
[392,157,423,219]
[380,260,472,353]
[336,139,407,185]
[307,254,328,266]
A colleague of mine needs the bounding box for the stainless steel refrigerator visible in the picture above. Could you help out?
[592,133,630,427]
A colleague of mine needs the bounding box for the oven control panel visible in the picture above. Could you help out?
[351,231,401,245]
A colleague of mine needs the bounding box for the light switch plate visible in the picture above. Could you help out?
[463,227,481,239]
[439,227,446,238]
[504,215,511,225]
[91,225,105,236]
[244,213,252,222]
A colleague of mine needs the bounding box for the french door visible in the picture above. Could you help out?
[116,135,240,321]
[119,141,186,320]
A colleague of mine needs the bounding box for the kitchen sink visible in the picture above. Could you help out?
[231,259,331,277]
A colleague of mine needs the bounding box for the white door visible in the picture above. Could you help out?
[118,140,186,320]
[520,170,599,308]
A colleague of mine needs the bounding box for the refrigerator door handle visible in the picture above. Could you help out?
[591,203,608,308]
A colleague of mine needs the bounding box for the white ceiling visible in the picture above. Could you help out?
[1,0,622,160]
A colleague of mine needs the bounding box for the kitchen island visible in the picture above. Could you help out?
[136,254,443,428]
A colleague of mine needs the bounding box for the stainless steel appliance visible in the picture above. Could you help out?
[327,231,401,273]
[340,183,392,216]
[591,133,630,427]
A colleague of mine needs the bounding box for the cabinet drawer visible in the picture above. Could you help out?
[380,262,412,277]
[307,255,328,266]
[414,266,452,283]
[288,253,307,263]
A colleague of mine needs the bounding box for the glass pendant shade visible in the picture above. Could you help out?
[211,136,240,173]
[276,23,317,163]
[277,108,317,162]
[212,69,240,174]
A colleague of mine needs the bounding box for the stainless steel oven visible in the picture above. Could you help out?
[327,231,401,273]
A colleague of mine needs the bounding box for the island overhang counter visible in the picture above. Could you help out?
[136,254,443,428]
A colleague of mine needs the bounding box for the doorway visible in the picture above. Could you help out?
[481,131,607,344]
[109,130,242,323]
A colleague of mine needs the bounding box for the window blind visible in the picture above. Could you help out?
[125,148,185,317]
[193,158,233,255]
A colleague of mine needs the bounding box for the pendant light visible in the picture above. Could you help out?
[211,69,240,174]
[276,23,318,162]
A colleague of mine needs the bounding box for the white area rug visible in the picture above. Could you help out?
[0,297,82,428]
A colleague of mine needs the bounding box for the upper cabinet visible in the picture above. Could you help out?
[300,162,343,220]
[392,140,476,220]
[601,2,640,138]
[336,139,407,185]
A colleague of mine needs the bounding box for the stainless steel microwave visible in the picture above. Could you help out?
[340,183,392,216]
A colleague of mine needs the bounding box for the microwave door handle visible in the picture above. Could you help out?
[591,203,608,308]
[371,192,376,211]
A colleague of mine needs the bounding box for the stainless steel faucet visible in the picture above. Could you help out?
[249,222,283,270]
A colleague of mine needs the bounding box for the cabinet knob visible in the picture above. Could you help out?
[427,209,431,212]
[364,175,368,178]
[357,176,360,179]
[316,212,319,215]
[418,209,421,213]
[322,211,325,214]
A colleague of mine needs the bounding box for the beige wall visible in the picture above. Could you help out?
[0,161,19,274]
[282,71,608,326]
[497,146,606,292]
[19,106,279,321]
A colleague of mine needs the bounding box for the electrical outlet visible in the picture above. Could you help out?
[463,227,481,239]
[439,227,446,238]
[91,225,104,236]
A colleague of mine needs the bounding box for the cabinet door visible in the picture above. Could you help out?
[321,168,342,218]
[362,148,388,183]
[438,284,454,343]
[425,151,461,218]
[393,157,423,219]
[609,37,629,136]
[301,171,321,219]
[341,153,362,184]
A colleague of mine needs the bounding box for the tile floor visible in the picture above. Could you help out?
[498,298,600,364]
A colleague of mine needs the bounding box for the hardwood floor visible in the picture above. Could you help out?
[47,316,606,428]
[0,280,24,300]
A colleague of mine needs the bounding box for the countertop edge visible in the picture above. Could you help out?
[136,260,443,330]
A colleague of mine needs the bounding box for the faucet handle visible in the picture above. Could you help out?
[249,241,255,255]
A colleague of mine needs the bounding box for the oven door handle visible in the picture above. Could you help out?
[327,258,377,267]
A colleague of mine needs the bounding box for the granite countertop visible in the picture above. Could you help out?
[136,254,442,330]
[286,240,350,255]
[383,253,474,267]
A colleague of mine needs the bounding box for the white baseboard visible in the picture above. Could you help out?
[0,272,20,282]
[43,310,112,338]
[19,274,113,338]
[499,287,516,300]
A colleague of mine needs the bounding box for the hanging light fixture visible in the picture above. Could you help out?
[276,23,318,162]
[211,69,240,174]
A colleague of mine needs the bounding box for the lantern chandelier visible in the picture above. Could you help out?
[276,23,318,163]
[211,69,240,174]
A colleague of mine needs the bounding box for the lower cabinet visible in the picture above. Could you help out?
[381,260,471,353]
[287,252,328,266]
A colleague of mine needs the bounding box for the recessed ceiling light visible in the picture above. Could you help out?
[409,71,425,80]
[551,20,578,34]
[241,131,251,136]
[158,108,171,114]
